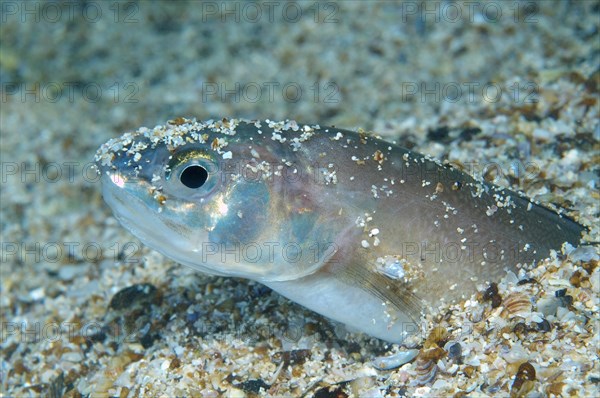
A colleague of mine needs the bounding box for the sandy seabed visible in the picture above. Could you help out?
[1,1,599,397]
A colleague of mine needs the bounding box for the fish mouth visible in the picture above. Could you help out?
[99,172,231,277]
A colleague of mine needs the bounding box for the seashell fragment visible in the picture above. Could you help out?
[510,361,536,398]
[503,292,533,318]
[372,349,419,370]
[414,357,438,386]
[414,347,446,385]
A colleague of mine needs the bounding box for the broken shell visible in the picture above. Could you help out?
[414,347,445,386]
[445,341,463,363]
[536,296,560,316]
[503,292,533,318]
[414,357,438,386]
[510,362,536,398]
[372,349,419,370]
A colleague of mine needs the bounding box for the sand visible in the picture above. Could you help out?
[1,1,598,397]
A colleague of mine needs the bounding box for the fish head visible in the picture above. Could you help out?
[95,119,339,282]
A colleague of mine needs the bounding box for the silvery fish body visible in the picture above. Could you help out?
[95,118,584,343]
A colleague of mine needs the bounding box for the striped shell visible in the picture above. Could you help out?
[414,347,445,385]
[503,292,533,317]
[414,357,438,386]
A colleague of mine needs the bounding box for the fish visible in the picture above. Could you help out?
[94,118,584,343]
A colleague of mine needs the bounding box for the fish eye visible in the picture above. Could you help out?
[164,149,219,199]
[180,165,208,189]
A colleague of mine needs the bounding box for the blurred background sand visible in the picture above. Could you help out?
[1,1,598,396]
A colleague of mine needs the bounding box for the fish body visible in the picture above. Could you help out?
[95,118,584,342]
